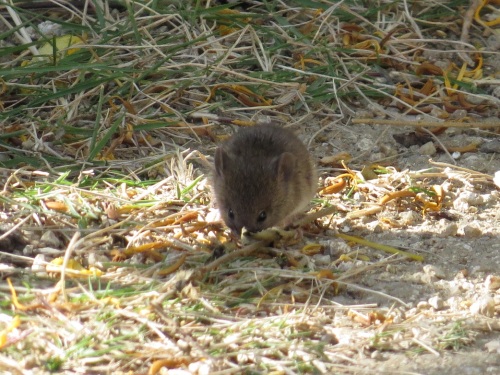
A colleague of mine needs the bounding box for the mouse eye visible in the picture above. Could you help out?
[228,209,235,220]
[257,210,267,223]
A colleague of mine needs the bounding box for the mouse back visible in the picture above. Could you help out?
[212,124,316,234]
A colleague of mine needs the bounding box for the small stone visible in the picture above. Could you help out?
[428,296,444,310]
[313,254,332,266]
[482,193,497,205]
[22,139,35,149]
[419,141,437,155]
[463,224,482,238]
[320,334,339,345]
[453,191,486,212]
[461,154,488,172]
[23,245,35,256]
[370,152,385,162]
[486,33,500,51]
[371,350,383,360]
[470,295,495,317]
[40,230,62,248]
[205,208,221,224]
[423,264,446,279]
[399,211,420,226]
[449,109,468,120]
[408,271,423,283]
[87,253,108,267]
[177,339,190,351]
[480,139,500,153]
[399,340,412,350]
[197,363,212,375]
[357,138,375,152]
[437,222,458,237]
[366,221,383,233]
[31,254,46,274]
[459,191,484,206]
[406,307,418,317]
[421,273,437,284]
[494,171,500,189]
[484,275,500,292]
[485,340,500,354]
[38,20,63,37]
[464,93,485,105]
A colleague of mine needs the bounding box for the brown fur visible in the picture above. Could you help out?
[212,124,317,235]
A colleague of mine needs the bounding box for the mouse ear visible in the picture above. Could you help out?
[275,152,295,181]
[214,147,229,177]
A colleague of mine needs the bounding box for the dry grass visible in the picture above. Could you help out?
[1,1,499,374]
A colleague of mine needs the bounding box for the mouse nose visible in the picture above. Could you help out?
[229,225,242,238]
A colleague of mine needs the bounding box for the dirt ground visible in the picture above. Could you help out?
[299,120,500,374]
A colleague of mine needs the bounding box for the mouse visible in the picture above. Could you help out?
[212,124,317,235]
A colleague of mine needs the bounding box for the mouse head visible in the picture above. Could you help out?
[213,147,296,235]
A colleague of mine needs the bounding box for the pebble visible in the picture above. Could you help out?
[459,192,484,206]
[419,141,437,155]
[423,264,446,279]
[420,273,437,284]
[484,275,500,292]
[447,296,461,310]
[437,222,458,237]
[313,254,333,266]
[23,244,35,256]
[399,211,420,226]
[371,350,383,360]
[366,221,383,233]
[470,295,495,317]
[462,223,482,237]
[453,191,484,212]
[189,362,211,375]
[40,230,62,248]
[485,340,500,354]
[486,32,500,49]
[480,139,500,153]
[31,254,46,274]
[462,154,488,172]
[320,334,339,345]
[428,295,445,310]
[357,138,375,152]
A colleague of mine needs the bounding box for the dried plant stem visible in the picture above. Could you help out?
[196,240,268,275]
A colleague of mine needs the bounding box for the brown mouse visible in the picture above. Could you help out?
[212,124,317,235]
